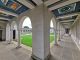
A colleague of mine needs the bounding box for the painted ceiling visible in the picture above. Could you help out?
[0,0,29,19]
[52,1,80,17]
[0,0,79,25]
[51,1,80,26]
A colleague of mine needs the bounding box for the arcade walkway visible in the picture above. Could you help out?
[0,35,80,60]
[50,35,80,60]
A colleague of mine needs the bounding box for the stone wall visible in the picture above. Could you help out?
[70,18,80,50]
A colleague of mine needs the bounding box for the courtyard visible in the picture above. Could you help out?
[21,33,54,47]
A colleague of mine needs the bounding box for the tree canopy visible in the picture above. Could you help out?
[24,26,29,29]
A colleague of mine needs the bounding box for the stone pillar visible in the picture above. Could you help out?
[9,24,13,43]
[16,21,21,48]
[54,21,58,45]
[58,22,61,41]
[6,23,11,44]
[30,4,52,60]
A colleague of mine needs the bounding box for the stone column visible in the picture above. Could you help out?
[58,22,61,41]
[16,21,21,48]
[9,24,13,44]
[30,4,52,60]
[6,23,11,44]
[54,21,58,45]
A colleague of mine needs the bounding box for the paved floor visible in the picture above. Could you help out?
[0,42,32,60]
[50,35,80,60]
[0,35,80,60]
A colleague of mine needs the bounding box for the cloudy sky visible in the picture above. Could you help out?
[22,17,53,28]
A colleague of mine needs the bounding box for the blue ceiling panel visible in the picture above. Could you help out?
[0,0,16,13]
[52,1,80,17]
[16,5,29,14]
[0,0,4,5]
[0,0,30,19]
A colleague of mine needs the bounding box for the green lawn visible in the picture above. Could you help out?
[21,33,54,47]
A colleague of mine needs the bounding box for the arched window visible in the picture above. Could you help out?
[20,17,32,47]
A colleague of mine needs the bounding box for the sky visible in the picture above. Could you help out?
[22,17,53,28]
[22,17,32,28]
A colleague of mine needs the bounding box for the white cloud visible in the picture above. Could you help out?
[22,17,32,28]
[50,20,54,28]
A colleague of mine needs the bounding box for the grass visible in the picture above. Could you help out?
[21,33,54,47]
[21,34,32,47]
[50,35,54,43]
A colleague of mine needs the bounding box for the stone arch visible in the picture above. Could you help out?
[49,17,57,31]
[49,17,56,47]
[15,9,32,30]
[17,15,33,48]
[19,16,32,29]
[51,17,57,28]
[50,16,65,41]
[11,21,18,41]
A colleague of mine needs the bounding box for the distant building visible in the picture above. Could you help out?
[21,26,32,34]
[21,27,54,34]
[50,28,54,33]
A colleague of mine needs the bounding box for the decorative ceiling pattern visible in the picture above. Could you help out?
[58,3,76,14]
[52,1,80,17]
[0,0,29,19]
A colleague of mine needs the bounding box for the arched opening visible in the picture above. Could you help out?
[0,30,2,41]
[50,20,55,47]
[11,21,18,42]
[13,30,16,39]
[20,17,32,48]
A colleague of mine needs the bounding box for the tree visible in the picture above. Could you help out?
[24,26,29,29]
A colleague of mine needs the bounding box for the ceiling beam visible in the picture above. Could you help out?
[45,0,59,6]
[56,13,79,19]
[32,0,43,5]
[49,0,80,11]
[0,17,10,21]
[17,0,35,9]
[63,23,71,24]
[0,20,7,23]
[63,24,71,28]
[0,9,18,17]
[60,20,74,23]
[71,14,80,27]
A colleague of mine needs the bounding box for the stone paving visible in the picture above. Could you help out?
[50,35,80,60]
[0,42,32,60]
[0,35,80,60]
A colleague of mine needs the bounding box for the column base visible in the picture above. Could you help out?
[31,53,51,60]
[16,46,21,49]
[58,39,61,41]
[54,43,59,46]
[6,40,12,44]
[7,42,13,44]
[7,42,11,44]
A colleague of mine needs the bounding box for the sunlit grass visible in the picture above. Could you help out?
[21,33,54,47]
